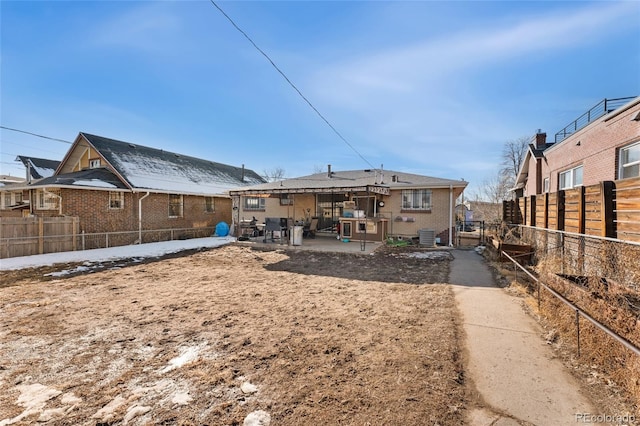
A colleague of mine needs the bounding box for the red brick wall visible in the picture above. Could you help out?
[525,100,640,197]
[57,189,231,233]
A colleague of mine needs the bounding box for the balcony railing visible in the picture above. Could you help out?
[554,96,636,143]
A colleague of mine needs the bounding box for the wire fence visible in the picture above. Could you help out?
[1,226,216,258]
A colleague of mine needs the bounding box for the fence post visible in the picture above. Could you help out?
[38,217,44,254]
[82,231,85,251]
[106,232,109,248]
[576,309,581,358]
[601,181,616,238]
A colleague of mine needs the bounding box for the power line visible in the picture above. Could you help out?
[0,126,73,144]
[209,1,376,170]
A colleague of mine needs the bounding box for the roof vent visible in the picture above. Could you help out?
[128,143,136,149]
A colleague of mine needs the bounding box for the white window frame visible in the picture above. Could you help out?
[619,142,640,179]
[543,177,549,193]
[109,192,124,209]
[243,196,265,211]
[401,189,432,211]
[559,165,583,190]
[205,196,215,213]
[89,159,101,169]
[37,189,59,210]
[169,194,183,218]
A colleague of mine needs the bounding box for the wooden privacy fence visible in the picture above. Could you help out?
[504,176,640,243]
[0,216,80,258]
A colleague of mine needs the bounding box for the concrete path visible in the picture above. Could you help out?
[450,249,595,425]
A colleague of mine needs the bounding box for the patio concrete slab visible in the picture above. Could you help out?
[234,233,382,254]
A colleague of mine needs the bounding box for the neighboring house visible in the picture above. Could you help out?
[16,155,60,183]
[514,96,640,198]
[228,166,467,245]
[0,132,265,244]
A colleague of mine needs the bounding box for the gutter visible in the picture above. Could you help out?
[138,192,150,244]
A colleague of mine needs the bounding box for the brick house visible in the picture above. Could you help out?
[0,132,264,244]
[229,166,467,245]
[514,96,640,198]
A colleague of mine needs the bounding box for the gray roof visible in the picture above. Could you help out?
[30,168,130,190]
[229,169,467,195]
[74,133,265,195]
[16,156,60,180]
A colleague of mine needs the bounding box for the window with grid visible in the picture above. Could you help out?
[169,194,183,217]
[559,165,583,190]
[89,159,101,168]
[243,196,265,210]
[205,196,214,213]
[401,189,432,211]
[4,193,10,208]
[37,190,59,210]
[620,142,640,179]
[109,192,124,209]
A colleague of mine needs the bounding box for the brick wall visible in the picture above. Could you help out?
[54,189,231,234]
[526,100,640,197]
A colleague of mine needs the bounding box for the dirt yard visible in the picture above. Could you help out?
[0,244,465,425]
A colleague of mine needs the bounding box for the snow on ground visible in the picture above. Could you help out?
[0,236,235,271]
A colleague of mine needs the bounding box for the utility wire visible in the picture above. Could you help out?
[209,1,375,170]
[0,126,73,144]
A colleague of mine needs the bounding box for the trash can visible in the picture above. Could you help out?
[290,225,303,246]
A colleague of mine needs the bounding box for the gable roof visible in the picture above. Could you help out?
[29,168,130,190]
[16,156,60,180]
[56,132,265,196]
[229,169,467,195]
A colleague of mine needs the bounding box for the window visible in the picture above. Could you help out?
[89,159,101,169]
[243,196,265,210]
[169,194,183,217]
[4,192,10,208]
[280,194,293,205]
[543,178,549,193]
[401,189,432,211]
[559,165,583,190]
[109,192,124,209]
[205,196,214,213]
[15,192,22,204]
[620,142,640,179]
[37,189,59,210]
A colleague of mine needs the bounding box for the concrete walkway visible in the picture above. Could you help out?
[450,249,595,426]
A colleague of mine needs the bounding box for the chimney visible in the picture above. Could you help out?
[535,130,547,149]
[241,164,245,182]
[327,164,332,178]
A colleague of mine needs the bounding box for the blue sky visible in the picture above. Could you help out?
[1,1,639,195]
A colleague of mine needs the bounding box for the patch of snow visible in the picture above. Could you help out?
[38,407,66,422]
[92,395,126,421]
[400,251,451,260]
[161,346,202,373]
[1,236,235,271]
[60,393,82,404]
[171,391,193,405]
[240,382,258,394]
[244,410,271,426]
[45,265,91,277]
[72,179,117,188]
[0,383,61,425]
[123,405,151,424]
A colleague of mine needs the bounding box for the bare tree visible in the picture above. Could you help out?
[312,164,325,174]
[262,167,286,182]
[500,136,530,186]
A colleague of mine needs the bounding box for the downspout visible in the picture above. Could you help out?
[449,185,454,247]
[43,188,63,215]
[138,192,150,244]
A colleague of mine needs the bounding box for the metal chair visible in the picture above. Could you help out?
[304,217,319,238]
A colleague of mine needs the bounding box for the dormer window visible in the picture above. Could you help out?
[89,159,101,169]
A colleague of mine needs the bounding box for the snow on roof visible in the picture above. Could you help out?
[16,156,60,180]
[72,179,117,188]
[81,133,265,195]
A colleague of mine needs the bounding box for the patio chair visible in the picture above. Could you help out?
[304,217,319,238]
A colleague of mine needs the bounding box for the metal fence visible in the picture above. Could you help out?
[515,225,640,294]
[1,226,216,259]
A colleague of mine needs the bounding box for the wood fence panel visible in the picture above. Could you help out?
[614,176,640,243]
[584,183,602,236]
[0,217,79,258]
[519,198,527,226]
[535,193,547,228]
[564,187,584,234]
[548,192,558,229]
